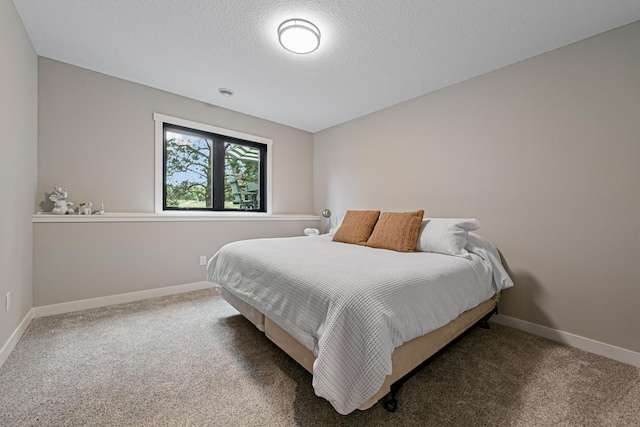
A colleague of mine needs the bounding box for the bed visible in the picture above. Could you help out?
[207,222,513,415]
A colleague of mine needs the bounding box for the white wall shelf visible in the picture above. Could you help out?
[33,213,320,223]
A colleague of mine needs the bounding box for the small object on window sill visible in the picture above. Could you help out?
[78,202,92,215]
[304,228,320,236]
[49,187,73,215]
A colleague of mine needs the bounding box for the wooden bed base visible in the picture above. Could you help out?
[220,288,496,412]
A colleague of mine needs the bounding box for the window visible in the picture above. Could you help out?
[154,114,271,213]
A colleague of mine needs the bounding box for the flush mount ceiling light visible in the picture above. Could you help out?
[278,19,320,54]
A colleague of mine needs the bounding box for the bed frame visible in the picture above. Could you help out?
[221,288,497,412]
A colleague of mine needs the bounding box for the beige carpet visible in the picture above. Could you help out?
[0,289,638,426]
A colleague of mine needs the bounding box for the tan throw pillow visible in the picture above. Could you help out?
[332,210,381,245]
[366,210,425,252]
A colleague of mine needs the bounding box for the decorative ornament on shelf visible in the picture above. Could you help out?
[304,228,320,236]
[49,187,74,215]
[78,202,92,215]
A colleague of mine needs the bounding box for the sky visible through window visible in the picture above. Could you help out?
[165,131,212,187]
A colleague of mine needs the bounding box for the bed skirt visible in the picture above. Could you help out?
[220,288,495,411]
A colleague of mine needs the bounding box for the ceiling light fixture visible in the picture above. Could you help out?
[278,19,320,54]
[218,88,234,97]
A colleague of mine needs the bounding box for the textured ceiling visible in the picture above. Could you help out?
[13,0,640,132]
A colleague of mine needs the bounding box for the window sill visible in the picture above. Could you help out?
[33,212,320,223]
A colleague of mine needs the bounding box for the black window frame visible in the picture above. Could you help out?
[162,123,267,212]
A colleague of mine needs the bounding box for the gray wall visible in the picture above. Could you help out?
[38,58,313,214]
[0,0,37,348]
[35,58,316,306]
[313,22,640,353]
[33,219,318,306]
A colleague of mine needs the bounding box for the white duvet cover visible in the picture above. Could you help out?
[207,234,513,414]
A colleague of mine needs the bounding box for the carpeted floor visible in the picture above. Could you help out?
[0,289,638,426]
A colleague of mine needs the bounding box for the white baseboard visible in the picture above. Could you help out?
[9,291,638,371]
[33,281,215,318]
[491,314,640,368]
[0,309,34,369]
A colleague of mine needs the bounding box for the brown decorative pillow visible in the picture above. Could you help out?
[332,210,380,245]
[366,210,425,252]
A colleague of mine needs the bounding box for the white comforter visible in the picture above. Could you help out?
[207,233,513,414]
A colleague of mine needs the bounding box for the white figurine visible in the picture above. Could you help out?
[79,202,92,215]
[49,187,74,215]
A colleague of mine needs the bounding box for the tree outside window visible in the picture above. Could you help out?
[163,124,265,211]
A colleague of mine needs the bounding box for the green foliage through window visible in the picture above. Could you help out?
[163,124,265,211]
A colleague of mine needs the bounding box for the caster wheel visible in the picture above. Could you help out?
[384,398,398,412]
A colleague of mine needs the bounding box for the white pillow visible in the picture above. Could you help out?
[415,218,480,257]
[326,214,345,236]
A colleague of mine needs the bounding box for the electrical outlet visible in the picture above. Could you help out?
[199,256,207,266]
[5,292,10,312]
